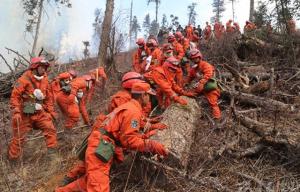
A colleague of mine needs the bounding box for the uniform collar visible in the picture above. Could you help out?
[130,99,143,112]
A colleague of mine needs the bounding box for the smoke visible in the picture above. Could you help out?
[0,0,102,73]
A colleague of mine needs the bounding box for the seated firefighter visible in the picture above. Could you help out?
[56,82,168,192]
[56,74,95,129]
[186,49,222,124]
[8,57,58,160]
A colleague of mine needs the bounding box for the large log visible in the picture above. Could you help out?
[152,97,201,169]
[224,90,291,112]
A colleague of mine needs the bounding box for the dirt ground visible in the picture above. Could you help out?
[1,35,300,191]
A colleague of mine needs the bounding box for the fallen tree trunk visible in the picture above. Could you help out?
[152,97,201,170]
[235,112,272,137]
[224,90,291,112]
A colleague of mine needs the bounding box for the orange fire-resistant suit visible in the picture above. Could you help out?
[244,22,257,32]
[8,70,57,159]
[288,19,296,34]
[57,99,167,192]
[145,47,162,71]
[188,61,221,119]
[233,22,240,33]
[85,99,166,191]
[171,41,185,61]
[88,67,108,102]
[144,66,187,108]
[133,45,148,73]
[204,24,212,41]
[178,37,190,52]
[56,77,91,129]
[226,20,234,33]
[186,25,194,41]
[50,72,71,101]
[214,22,222,39]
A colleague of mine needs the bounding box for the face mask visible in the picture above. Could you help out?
[77,91,84,98]
[191,62,198,68]
[34,75,44,81]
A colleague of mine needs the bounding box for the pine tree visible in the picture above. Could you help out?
[149,20,159,36]
[143,14,151,36]
[131,16,141,41]
[187,2,197,26]
[161,14,168,29]
[211,0,225,22]
[170,14,180,30]
[253,1,268,27]
[147,0,161,22]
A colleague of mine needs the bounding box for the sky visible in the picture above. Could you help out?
[0,0,299,73]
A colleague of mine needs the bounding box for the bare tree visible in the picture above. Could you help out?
[129,0,133,48]
[147,0,161,23]
[249,0,255,21]
[229,0,236,22]
[97,0,114,67]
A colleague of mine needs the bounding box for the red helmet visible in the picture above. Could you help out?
[136,38,145,46]
[189,49,203,59]
[30,56,49,69]
[82,75,92,81]
[175,31,183,39]
[168,34,175,42]
[146,39,158,47]
[68,69,78,78]
[58,72,71,80]
[121,72,144,89]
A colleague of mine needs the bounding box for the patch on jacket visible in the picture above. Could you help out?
[131,120,139,129]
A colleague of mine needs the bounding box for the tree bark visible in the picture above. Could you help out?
[249,0,254,22]
[155,1,158,23]
[97,0,114,67]
[31,0,44,57]
[224,90,291,112]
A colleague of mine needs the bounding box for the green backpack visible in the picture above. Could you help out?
[204,78,218,92]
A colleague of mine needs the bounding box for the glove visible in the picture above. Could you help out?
[173,96,188,105]
[150,115,163,123]
[35,103,43,110]
[196,83,204,93]
[142,130,157,139]
[33,89,45,100]
[12,113,21,125]
[146,140,168,157]
[151,122,168,130]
